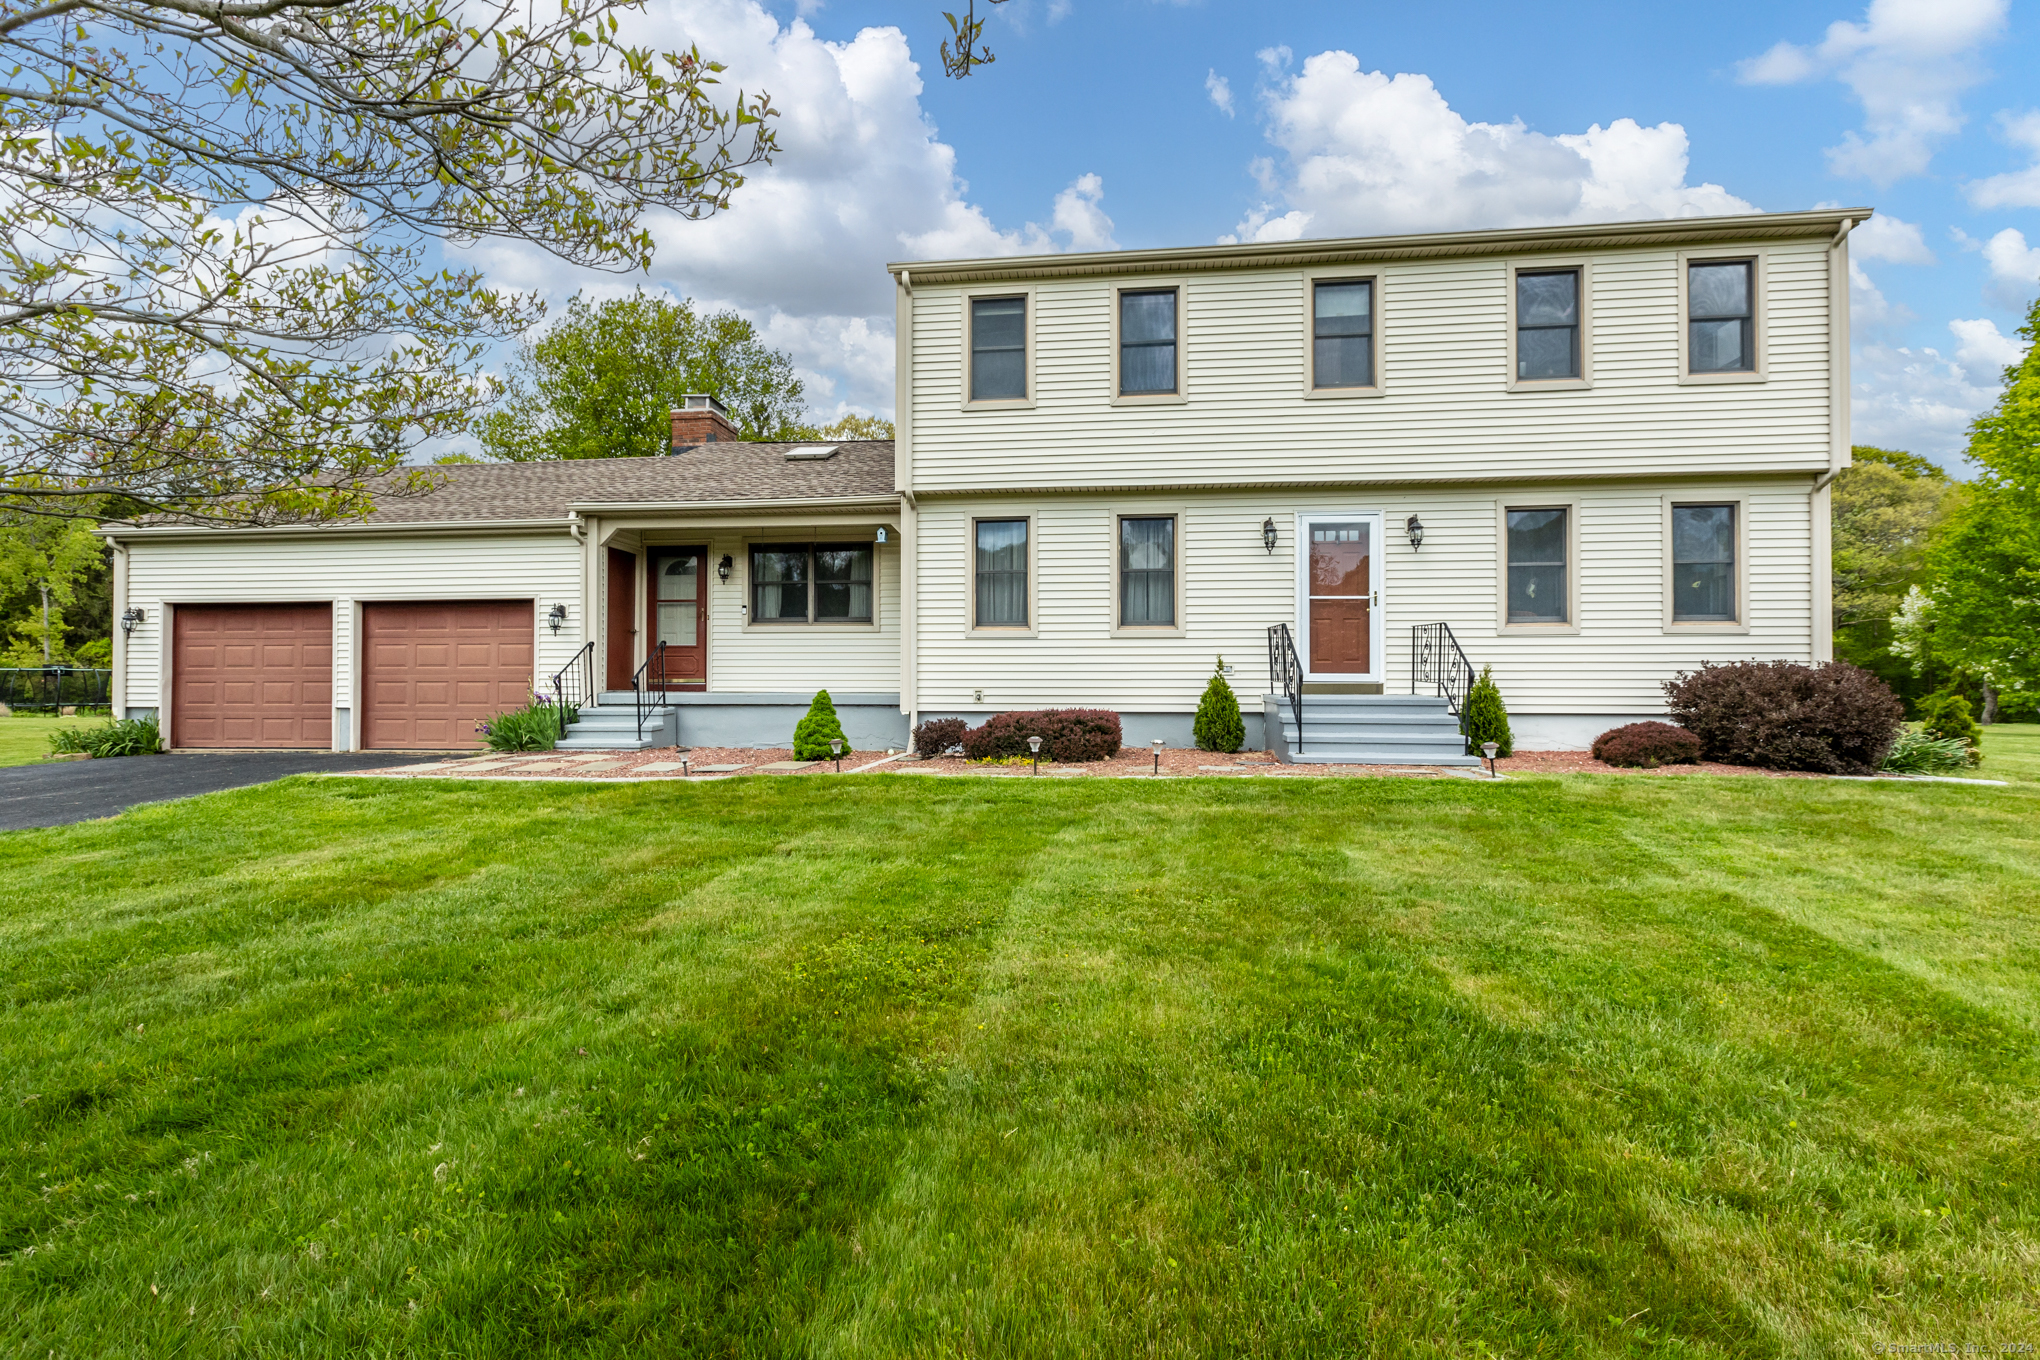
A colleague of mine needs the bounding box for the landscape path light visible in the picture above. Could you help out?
[681,756,691,778]
[1481,740,1499,778]
[829,737,843,772]
[1027,734,1042,774]
[1152,737,1165,775]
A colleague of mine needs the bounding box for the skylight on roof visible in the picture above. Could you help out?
[784,445,839,461]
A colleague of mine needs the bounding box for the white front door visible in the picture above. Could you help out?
[1296,512,1384,681]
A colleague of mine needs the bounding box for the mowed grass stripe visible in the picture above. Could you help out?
[0,750,2035,1356]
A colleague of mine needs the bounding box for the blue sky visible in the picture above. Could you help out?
[474,0,2040,466]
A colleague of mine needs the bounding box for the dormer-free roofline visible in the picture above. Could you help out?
[887,208,1873,286]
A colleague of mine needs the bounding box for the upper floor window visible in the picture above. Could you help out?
[1118,516,1176,627]
[974,519,1029,628]
[970,296,1027,401]
[1313,280,1374,388]
[1516,269,1580,381]
[1119,289,1177,396]
[751,544,872,624]
[1671,504,1736,622]
[1505,508,1569,624]
[1688,261,1754,373]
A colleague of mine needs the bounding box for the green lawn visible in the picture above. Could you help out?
[1,753,2035,1356]
[0,713,77,767]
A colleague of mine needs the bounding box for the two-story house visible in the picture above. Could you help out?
[101,207,1864,758]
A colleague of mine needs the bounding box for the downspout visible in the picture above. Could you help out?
[108,535,127,718]
[896,267,918,742]
[1813,216,1856,662]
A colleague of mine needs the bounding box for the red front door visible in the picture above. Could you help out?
[606,548,637,689]
[647,548,707,688]
[1306,520,1374,675]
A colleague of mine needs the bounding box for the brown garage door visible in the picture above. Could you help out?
[172,604,333,748]
[363,601,534,749]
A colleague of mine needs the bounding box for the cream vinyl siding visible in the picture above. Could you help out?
[908,239,1832,491]
[911,480,1812,716]
[691,532,902,694]
[121,531,583,728]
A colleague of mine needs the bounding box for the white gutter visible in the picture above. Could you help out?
[1811,213,1859,664]
[108,535,128,717]
[896,266,917,736]
[94,517,576,540]
[567,495,900,515]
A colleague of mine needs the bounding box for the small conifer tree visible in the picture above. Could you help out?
[792,689,852,761]
[1460,665,1513,758]
[1917,689,1983,765]
[1193,656,1246,753]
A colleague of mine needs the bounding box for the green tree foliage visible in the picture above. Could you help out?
[1831,446,1955,707]
[1461,666,1513,758]
[1192,657,1245,753]
[1911,297,2040,699]
[0,514,108,665]
[478,292,810,460]
[1916,690,1983,765]
[0,0,778,525]
[817,414,898,441]
[793,690,852,761]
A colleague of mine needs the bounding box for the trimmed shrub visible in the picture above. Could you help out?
[47,714,162,758]
[793,690,852,761]
[1460,666,1513,758]
[1917,690,1983,766]
[1664,659,1903,775]
[1590,721,1702,768]
[961,709,1122,763]
[912,717,967,757]
[1192,657,1245,754]
[1881,728,1974,775]
[477,699,571,752]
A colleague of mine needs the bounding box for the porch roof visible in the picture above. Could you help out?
[356,441,896,525]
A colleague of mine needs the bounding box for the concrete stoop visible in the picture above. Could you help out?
[556,702,678,751]
[1263,693,1483,766]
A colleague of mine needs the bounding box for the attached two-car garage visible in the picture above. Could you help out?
[170,601,534,750]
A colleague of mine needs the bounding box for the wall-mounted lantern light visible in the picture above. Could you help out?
[1261,518,1278,554]
[875,525,890,544]
[547,603,567,634]
[120,606,145,636]
[1405,514,1425,551]
[717,553,734,584]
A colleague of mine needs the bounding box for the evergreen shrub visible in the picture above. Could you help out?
[912,717,967,756]
[792,690,851,761]
[1460,666,1513,758]
[960,709,1122,763]
[1590,721,1702,768]
[1192,657,1245,753]
[1664,660,1903,774]
[1916,690,1983,765]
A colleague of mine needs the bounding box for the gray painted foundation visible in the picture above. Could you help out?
[1509,713,1663,750]
[613,691,912,750]
[909,710,1264,752]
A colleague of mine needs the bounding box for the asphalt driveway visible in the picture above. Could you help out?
[0,752,450,831]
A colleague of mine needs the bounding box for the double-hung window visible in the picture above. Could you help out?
[1504,508,1569,625]
[1670,504,1737,622]
[1312,279,1374,388]
[1118,516,1176,628]
[1515,269,1581,381]
[751,544,873,624]
[970,296,1027,401]
[1687,260,1755,374]
[974,519,1029,628]
[1118,290,1178,396]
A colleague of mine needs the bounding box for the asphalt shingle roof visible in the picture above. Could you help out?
[358,441,896,523]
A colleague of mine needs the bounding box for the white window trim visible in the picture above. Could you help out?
[1677,248,1768,385]
[1662,495,1751,634]
[1505,258,1593,392]
[959,286,1038,411]
[1294,510,1386,683]
[740,537,883,631]
[1301,268,1387,399]
[1495,499,1582,635]
[1109,508,1188,636]
[966,511,1039,637]
[1109,281,1190,407]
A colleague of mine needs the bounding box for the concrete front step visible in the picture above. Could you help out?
[1291,750,1486,766]
[1264,691,1479,765]
[559,702,678,750]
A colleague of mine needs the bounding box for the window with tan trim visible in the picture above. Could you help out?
[1676,250,1766,383]
[1663,496,1750,632]
[973,517,1031,629]
[1494,500,1580,633]
[1505,260,1592,390]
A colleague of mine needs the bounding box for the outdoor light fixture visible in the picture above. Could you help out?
[1261,518,1278,554]
[1405,514,1425,551]
[830,736,843,772]
[717,554,734,584]
[1027,734,1042,775]
[681,756,691,778]
[120,606,145,636]
[1152,737,1165,776]
[547,603,567,634]
[1481,740,1500,778]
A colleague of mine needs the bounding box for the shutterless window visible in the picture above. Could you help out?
[1689,261,1754,373]
[1119,290,1177,395]
[970,296,1027,401]
[1506,509,1568,623]
[814,545,874,622]
[974,519,1028,628]
[1119,517,1175,626]
[1516,269,1580,380]
[1313,280,1374,388]
[1671,505,1736,621]
[751,545,872,623]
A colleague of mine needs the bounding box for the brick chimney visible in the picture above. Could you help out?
[669,394,740,451]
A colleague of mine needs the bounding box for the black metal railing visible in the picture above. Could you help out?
[1411,622,1475,716]
[1266,623,1304,754]
[0,667,112,711]
[631,641,668,742]
[546,641,595,740]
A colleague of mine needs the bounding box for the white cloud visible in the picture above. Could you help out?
[1849,213,1935,264]
[1852,341,1996,464]
[1850,260,1913,331]
[1256,45,1291,73]
[1980,228,2040,288]
[1206,69,1234,118]
[1051,173,1118,251]
[1966,109,2040,209]
[1226,55,1751,243]
[1949,317,2023,381]
[1737,0,2009,185]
